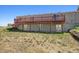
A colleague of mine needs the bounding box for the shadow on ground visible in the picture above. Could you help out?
[70,32,79,42]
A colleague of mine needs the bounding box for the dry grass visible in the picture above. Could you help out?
[0,28,79,53]
[73,26,79,32]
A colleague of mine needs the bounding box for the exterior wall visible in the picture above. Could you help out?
[64,13,75,24]
[17,25,23,31]
[17,23,57,32]
[15,12,79,32]
[51,24,56,32]
[30,24,40,32]
[75,12,79,24]
[63,24,74,32]
[17,24,64,32]
[24,24,31,31]
[63,13,76,32]
[40,24,51,32]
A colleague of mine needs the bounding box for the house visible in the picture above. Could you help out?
[13,10,79,32]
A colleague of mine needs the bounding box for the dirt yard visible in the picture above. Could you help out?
[0,28,79,53]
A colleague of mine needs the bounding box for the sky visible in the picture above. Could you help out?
[0,5,78,26]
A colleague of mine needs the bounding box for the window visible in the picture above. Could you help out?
[56,24,62,32]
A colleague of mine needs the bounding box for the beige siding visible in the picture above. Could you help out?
[30,24,40,32]
[17,24,58,32]
[40,24,51,32]
[51,24,56,32]
[17,25,23,31]
[24,24,31,31]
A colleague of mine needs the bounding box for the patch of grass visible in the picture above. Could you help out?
[72,26,79,32]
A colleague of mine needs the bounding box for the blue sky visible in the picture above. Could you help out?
[0,5,78,26]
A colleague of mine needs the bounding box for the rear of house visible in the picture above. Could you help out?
[13,13,65,32]
[13,11,79,32]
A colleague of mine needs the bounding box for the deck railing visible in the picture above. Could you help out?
[13,14,65,27]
